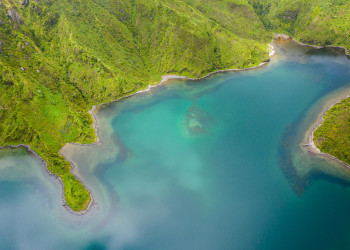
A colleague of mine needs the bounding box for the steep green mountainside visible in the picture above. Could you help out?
[0,0,271,211]
[249,0,350,51]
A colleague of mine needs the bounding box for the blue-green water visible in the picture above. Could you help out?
[1,41,350,249]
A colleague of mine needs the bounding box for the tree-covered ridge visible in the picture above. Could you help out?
[0,0,271,211]
[249,0,350,52]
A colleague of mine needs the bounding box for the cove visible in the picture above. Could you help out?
[1,40,350,249]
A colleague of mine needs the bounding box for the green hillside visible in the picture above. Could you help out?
[249,0,350,52]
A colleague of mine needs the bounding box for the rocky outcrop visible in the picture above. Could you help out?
[21,0,29,6]
[274,34,292,41]
[282,11,299,20]
[8,9,21,24]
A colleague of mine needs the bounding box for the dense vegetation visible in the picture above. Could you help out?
[1,0,350,211]
[314,98,350,165]
[249,0,350,52]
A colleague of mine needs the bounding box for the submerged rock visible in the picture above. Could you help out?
[184,104,214,135]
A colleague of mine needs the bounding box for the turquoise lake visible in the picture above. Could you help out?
[1,41,350,249]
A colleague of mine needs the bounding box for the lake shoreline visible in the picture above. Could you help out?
[303,91,350,169]
[276,34,350,169]
[0,45,273,216]
[273,34,350,169]
[0,144,94,215]
[3,34,349,215]
[85,60,272,148]
[275,34,350,56]
[58,44,274,215]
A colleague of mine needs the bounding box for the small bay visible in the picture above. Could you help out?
[1,40,350,249]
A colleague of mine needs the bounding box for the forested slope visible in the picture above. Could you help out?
[249,0,350,52]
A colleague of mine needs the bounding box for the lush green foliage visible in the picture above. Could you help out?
[314,98,350,165]
[249,0,350,51]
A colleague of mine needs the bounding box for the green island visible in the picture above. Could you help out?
[0,0,349,212]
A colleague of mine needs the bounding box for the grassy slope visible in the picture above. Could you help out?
[249,0,350,51]
[248,0,350,165]
[0,0,271,211]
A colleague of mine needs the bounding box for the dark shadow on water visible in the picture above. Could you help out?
[112,133,133,164]
[84,240,108,250]
[305,46,349,58]
[278,121,308,195]
[308,169,350,189]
